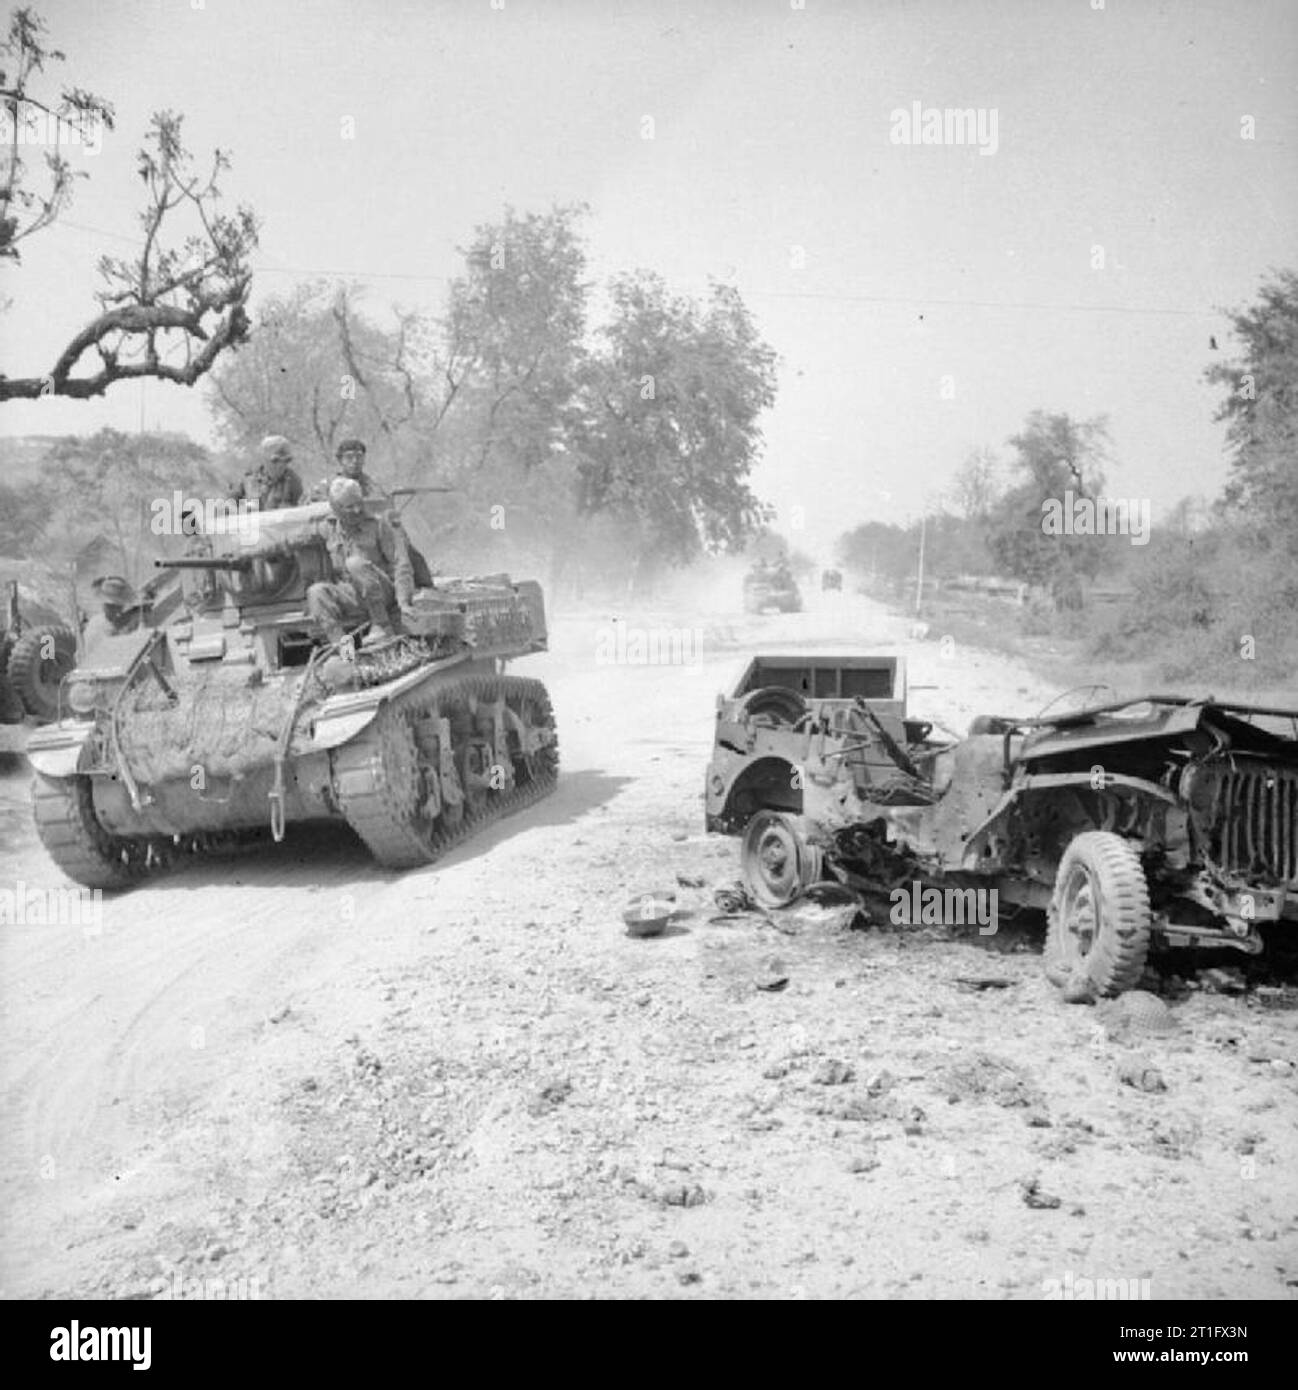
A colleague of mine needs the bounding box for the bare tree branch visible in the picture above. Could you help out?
[0,12,256,404]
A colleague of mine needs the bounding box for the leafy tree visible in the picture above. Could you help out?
[433,204,590,478]
[575,272,776,573]
[208,280,428,483]
[0,7,258,401]
[948,446,1001,520]
[986,411,1112,602]
[38,428,219,578]
[0,475,50,551]
[1204,268,1298,547]
[416,205,594,575]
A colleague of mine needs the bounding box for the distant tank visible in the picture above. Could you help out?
[742,557,802,614]
[25,499,558,888]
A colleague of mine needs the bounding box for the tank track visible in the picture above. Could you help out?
[332,672,558,869]
[32,772,278,890]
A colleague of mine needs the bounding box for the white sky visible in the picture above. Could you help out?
[1,0,1295,553]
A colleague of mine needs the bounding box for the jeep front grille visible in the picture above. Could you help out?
[1206,764,1298,886]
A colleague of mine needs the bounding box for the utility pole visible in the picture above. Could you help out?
[914,511,927,618]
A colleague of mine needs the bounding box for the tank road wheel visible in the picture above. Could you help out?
[1045,830,1151,997]
[741,810,823,909]
[506,682,559,789]
[31,774,156,890]
[8,624,77,722]
[333,676,560,872]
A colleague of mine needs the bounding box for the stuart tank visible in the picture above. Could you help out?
[25,498,559,888]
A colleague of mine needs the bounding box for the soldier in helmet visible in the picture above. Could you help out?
[83,575,142,648]
[310,437,386,502]
[307,477,414,646]
[230,435,304,511]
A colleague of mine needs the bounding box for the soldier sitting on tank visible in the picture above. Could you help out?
[83,575,142,647]
[309,437,387,502]
[307,477,414,647]
[307,437,439,588]
[230,435,305,511]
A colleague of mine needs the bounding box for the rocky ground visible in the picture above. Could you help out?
[1,588,1296,1300]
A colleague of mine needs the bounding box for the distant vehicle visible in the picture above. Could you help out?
[821,568,843,591]
[742,559,802,614]
[0,580,77,752]
[706,652,1298,997]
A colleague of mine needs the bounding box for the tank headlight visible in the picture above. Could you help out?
[66,680,99,715]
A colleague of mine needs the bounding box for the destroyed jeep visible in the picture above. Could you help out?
[742,560,802,615]
[705,653,1298,996]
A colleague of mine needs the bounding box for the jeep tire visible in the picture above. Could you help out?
[1045,830,1151,997]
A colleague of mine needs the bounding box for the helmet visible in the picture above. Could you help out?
[328,476,365,517]
[91,575,137,606]
[260,434,293,464]
[335,438,366,459]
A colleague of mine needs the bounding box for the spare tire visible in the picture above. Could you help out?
[7,624,77,722]
[736,686,808,727]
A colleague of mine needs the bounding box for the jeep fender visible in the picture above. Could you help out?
[960,770,1178,871]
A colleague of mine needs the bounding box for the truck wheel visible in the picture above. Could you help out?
[1045,830,1150,996]
[741,810,823,908]
[7,624,77,722]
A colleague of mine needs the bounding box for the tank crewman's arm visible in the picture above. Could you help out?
[311,516,345,578]
[377,516,414,607]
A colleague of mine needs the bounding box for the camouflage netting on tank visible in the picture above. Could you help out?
[116,673,306,783]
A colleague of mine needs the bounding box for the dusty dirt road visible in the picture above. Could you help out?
[2,588,1296,1300]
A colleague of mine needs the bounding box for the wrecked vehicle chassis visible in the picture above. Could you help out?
[705,653,1298,996]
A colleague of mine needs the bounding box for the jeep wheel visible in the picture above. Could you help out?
[7,624,77,722]
[1045,830,1151,996]
[741,810,823,908]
